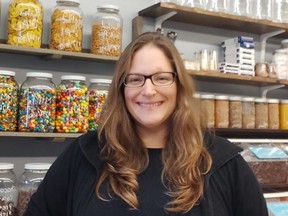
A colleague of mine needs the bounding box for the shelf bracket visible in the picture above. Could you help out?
[155,11,177,32]
[260,84,285,98]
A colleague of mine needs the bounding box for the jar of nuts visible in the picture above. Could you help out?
[91,4,123,57]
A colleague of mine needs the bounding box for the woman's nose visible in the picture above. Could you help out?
[141,78,156,96]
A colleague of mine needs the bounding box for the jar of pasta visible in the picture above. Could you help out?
[200,94,215,128]
[229,96,242,128]
[280,99,288,130]
[255,98,268,129]
[215,95,229,128]
[50,0,83,52]
[242,97,255,129]
[18,72,56,132]
[7,0,43,48]
[268,99,279,129]
[0,70,18,131]
[56,75,88,133]
[91,4,123,57]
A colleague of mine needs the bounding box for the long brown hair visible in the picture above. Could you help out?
[96,32,212,213]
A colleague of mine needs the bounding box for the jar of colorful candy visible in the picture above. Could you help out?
[18,72,56,132]
[88,78,111,131]
[56,75,88,133]
[0,70,18,131]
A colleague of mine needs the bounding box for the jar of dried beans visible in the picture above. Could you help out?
[215,95,229,128]
[50,0,83,52]
[91,4,123,57]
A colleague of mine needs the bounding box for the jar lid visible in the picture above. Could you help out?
[61,75,86,81]
[26,72,53,78]
[97,4,119,11]
[0,70,15,76]
[90,79,112,84]
[281,99,288,104]
[193,93,200,98]
[57,0,80,3]
[0,163,14,170]
[229,96,242,101]
[200,94,215,99]
[215,95,229,100]
[267,99,279,103]
[25,163,52,170]
[255,98,268,103]
[242,97,254,102]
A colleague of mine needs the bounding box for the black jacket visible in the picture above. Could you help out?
[24,132,268,216]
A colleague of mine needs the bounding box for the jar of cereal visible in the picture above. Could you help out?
[229,96,242,128]
[0,70,18,131]
[7,0,43,48]
[50,0,83,52]
[91,4,123,57]
[242,97,255,129]
[268,99,279,129]
[215,95,229,128]
[255,98,268,129]
[200,94,215,128]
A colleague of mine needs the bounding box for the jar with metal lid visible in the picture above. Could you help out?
[200,94,215,128]
[280,99,288,130]
[91,4,123,57]
[88,78,111,131]
[255,98,268,129]
[50,0,83,52]
[215,95,229,128]
[17,163,51,216]
[268,99,279,129]
[18,72,56,132]
[242,97,255,129]
[56,75,88,133]
[0,163,18,216]
[0,70,18,131]
[7,0,43,48]
[229,96,242,128]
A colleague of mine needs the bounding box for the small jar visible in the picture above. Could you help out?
[0,163,18,215]
[268,99,279,129]
[50,0,83,52]
[88,79,111,131]
[200,94,215,128]
[0,70,18,131]
[215,95,229,128]
[18,72,56,132]
[56,75,88,133]
[255,98,268,129]
[280,99,288,130]
[91,4,123,57]
[229,96,242,128]
[7,0,43,48]
[17,163,51,216]
[242,97,255,129]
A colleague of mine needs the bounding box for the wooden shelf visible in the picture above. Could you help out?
[138,2,288,38]
[0,132,83,138]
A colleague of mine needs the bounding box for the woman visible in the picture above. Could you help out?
[24,32,268,215]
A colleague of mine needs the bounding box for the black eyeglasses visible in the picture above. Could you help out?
[124,72,177,87]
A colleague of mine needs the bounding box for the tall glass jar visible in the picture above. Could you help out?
[242,97,255,129]
[7,0,43,48]
[91,4,123,57]
[200,94,215,128]
[88,79,111,131]
[50,0,83,52]
[56,75,88,133]
[215,95,229,128]
[0,163,18,216]
[255,98,268,129]
[268,99,279,129]
[0,70,18,131]
[17,163,51,216]
[18,72,56,132]
[229,96,242,128]
[280,99,288,130]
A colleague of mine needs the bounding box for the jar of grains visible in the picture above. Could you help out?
[0,163,18,216]
[215,95,229,128]
[229,96,242,128]
[280,99,288,130]
[268,99,279,129]
[255,98,268,129]
[200,94,215,128]
[0,70,18,131]
[50,0,83,52]
[88,78,111,131]
[56,75,88,133]
[18,72,56,132]
[17,163,51,216]
[91,4,123,57]
[7,0,43,48]
[242,97,255,129]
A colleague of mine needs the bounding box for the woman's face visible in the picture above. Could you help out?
[124,45,177,130]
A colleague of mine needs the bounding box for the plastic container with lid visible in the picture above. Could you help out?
[0,70,18,131]
[17,163,51,216]
[272,49,288,80]
[7,0,43,48]
[255,98,268,129]
[215,95,229,128]
[280,99,288,130]
[56,75,88,133]
[230,0,250,16]
[242,97,255,129]
[0,163,18,215]
[91,4,123,57]
[18,72,56,132]
[88,78,111,131]
[268,99,279,129]
[200,94,215,128]
[229,96,242,128]
[50,0,83,52]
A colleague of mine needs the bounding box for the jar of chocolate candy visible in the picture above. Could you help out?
[56,75,88,133]
[0,70,18,131]
[18,72,56,132]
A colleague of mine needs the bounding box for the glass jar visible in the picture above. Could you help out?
[193,93,201,125]
[242,97,255,129]
[50,0,83,52]
[255,98,268,129]
[229,96,242,128]
[7,0,43,48]
[206,0,229,13]
[280,99,288,130]
[0,163,18,216]
[56,75,88,133]
[250,0,272,20]
[230,0,250,16]
[88,79,111,131]
[200,94,215,128]
[215,95,229,128]
[17,163,51,216]
[268,99,279,129]
[91,4,123,57]
[18,72,56,132]
[272,49,288,80]
[0,70,18,131]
